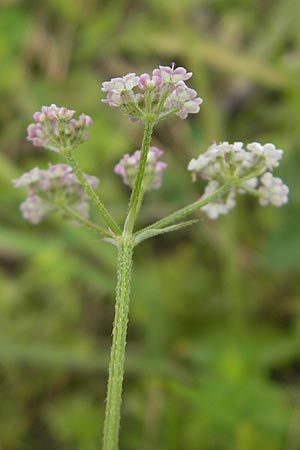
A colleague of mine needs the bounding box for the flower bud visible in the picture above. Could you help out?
[27,105,93,152]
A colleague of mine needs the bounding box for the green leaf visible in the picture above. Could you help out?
[134,219,198,245]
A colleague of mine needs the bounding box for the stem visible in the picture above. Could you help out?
[241,186,264,198]
[103,121,154,449]
[103,237,134,450]
[61,205,112,238]
[124,121,154,234]
[140,181,233,231]
[64,150,121,236]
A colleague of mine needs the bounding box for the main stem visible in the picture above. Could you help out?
[103,122,153,450]
[103,237,134,450]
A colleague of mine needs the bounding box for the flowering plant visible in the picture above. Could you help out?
[14,63,288,450]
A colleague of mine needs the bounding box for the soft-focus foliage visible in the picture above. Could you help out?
[0,0,300,449]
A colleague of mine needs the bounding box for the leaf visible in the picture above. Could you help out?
[134,219,198,245]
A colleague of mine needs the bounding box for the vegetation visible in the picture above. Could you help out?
[0,0,299,449]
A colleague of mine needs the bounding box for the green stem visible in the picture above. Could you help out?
[140,181,233,232]
[102,121,154,449]
[60,205,112,238]
[124,121,154,234]
[241,186,264,198]
[64,150,121,236]
[102,237,134,450]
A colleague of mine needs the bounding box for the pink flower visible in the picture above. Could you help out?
[138,73,163,89]
[115,146,167,191]
[20,194,52,224]
[164,82,203,119]
[152,63,192,83]
[12,167,42,187]
[101,63,202,122]
[27,105,93,152]
[102,73,140,93]
[13,163,100,224]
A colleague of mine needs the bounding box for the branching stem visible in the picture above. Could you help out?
[64,150,121,236]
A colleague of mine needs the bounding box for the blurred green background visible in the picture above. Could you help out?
[1,0,300,449]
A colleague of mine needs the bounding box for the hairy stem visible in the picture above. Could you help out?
[141,181,233,231]
[60,205,112,238]
[124,121,153,234]
[102,237,134,450]
[103,120,154,449]
[64,150,121,235]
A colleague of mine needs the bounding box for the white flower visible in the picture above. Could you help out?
[188,141,286,183]
[259,172,289,206]
[201,181,236,219]
[102,73,140,94]
[239,177,258,193]
[247,142,283,169]
[188,141,288,219]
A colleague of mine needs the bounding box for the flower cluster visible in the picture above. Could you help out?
[101,63,202,122]
[114,146,167,191]
[188,141,289,219]
[200,181,236,220]
[258,172,289,207]
[13,163,99,224]
[27,104,93,152]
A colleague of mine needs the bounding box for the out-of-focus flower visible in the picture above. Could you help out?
[188,141,284,182]
[201,181,236,219]
[27,104,93,152]
[101,63,202,123]
[247,143,283,170]
[258,172,289,206]
[13,163,99,224]
[20,194,52,224]
[188,141,288,219]
[114,146,167,191]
